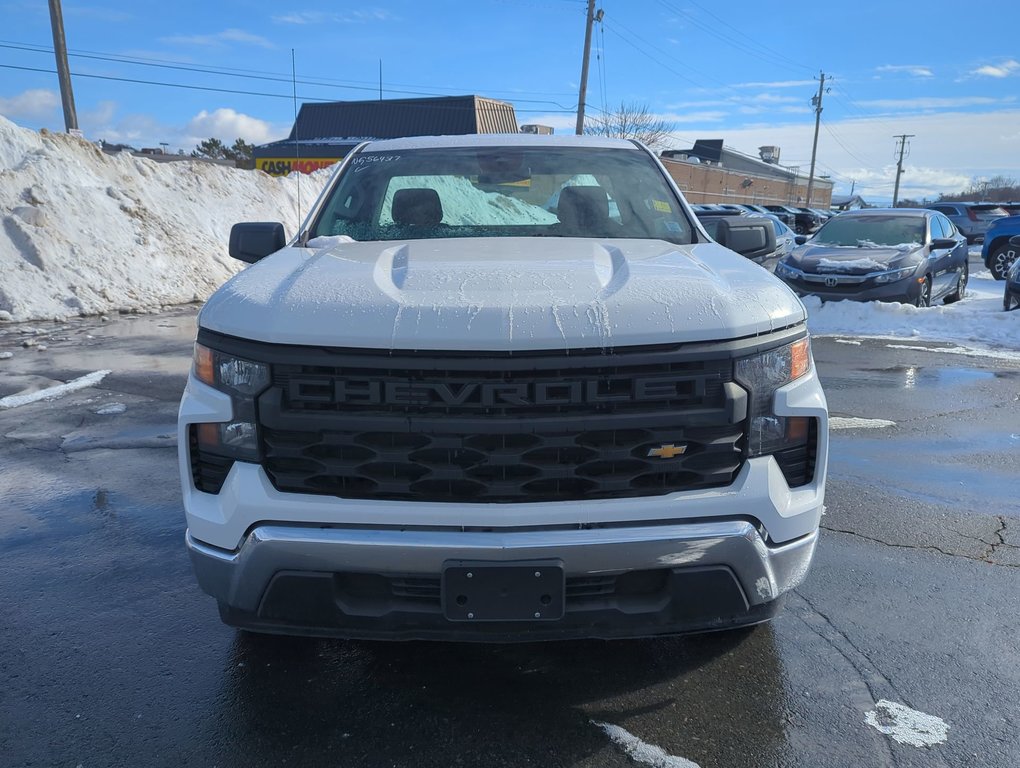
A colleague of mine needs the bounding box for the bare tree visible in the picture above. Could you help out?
[584,102,675,151]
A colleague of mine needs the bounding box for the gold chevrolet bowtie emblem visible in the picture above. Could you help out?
[647,444,687,459]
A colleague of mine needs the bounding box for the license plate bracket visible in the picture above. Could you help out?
[442,560,565,622]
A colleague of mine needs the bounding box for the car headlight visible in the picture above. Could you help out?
[192,343,270,461]
[775,260,800,279]
[872,266,916,284]
[735,337,813,459]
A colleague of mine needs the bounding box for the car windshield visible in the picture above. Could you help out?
[810,215,926,248]
[309,146,695,244]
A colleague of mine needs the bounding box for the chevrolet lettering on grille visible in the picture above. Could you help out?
[286,376,705,407]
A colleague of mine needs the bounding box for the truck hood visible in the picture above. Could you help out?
[200,237,805,351]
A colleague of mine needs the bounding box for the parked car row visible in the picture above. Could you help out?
[694,203,1016,313]
[925,202,1011,244]
[690,203,832,234]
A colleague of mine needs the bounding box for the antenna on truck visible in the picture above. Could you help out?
[292,48,303,244]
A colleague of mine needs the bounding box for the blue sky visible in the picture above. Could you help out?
[1,0,1018,201]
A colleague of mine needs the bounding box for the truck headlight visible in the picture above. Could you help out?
[735,337,813,460]
[192,343,270,461]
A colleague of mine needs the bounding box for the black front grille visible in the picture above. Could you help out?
[262,423,743,502]
[255,348,747,503]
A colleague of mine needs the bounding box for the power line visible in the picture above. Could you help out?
[600,22,703,88]
[821,120,885,169]
[602,15,729,89]
[655,0,811,75]
[680,0,812,73]
[0,39,579,106]
[0,63,579,113]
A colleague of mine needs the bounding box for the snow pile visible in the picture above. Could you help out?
[806,271,1020,354]
[0,115,321,322]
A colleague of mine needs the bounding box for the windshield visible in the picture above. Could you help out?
[811,215,926,248]
[309,146,694,244]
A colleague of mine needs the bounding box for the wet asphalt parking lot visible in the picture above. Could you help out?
[1,306,1018,768]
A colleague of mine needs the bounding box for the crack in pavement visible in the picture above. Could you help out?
[821,524,1020,568]
[788,590,902,767]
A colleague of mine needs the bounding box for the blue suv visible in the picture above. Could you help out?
[982,216,1020,280]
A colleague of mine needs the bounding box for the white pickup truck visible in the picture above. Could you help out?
[178,134,828,640]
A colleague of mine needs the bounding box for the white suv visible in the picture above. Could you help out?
[178,135,828,640]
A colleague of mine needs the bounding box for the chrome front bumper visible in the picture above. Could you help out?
[188,519,817,639]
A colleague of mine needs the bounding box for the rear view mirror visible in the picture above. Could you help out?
[715,217,776,261]
[930,238,957,250]
[794,234,808,246]
[1010,235,1020,247]
[229,222,287,263]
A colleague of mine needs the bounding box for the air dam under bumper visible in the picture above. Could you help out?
[187,520,817,641]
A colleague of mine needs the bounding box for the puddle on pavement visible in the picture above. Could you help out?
[823,365,1000,391]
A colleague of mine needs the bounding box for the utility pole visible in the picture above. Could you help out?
[805,71,828,208]
[47,0,78,133]
[892,134,914,207]
[574,0,597,135]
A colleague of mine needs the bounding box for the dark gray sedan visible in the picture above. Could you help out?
[775,208,969,307]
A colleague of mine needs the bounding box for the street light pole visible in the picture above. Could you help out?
[47,0,78,133]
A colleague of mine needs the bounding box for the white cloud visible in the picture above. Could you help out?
[0,89,60,121]
[82,100,117,127]
[859,96,1012,110]
[875,64,934,77]
[663,110,728,124]
[161,28,275,49]
[970,59,1020,78]
[662,109,1020,201]
[184,108,286,146]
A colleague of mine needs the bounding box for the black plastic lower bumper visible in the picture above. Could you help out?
[217,565,782,642]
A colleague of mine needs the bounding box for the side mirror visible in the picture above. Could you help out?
[930,237,957,250]
[715,217,776,261]
[794,234,808,246]
[229,222,287,263]
[1009,235,1020,247]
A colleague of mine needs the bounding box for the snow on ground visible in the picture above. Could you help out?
[0,116,1017,356]
[0,115,322,322]
[805,268,1020,356]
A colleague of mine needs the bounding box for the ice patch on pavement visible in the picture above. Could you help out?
[886,343,1020,362]
[832,338,861,345]
[0,370,110,409]
[95,403,127,415]
[592,721,701,768]
[830,416,896,430]
[864,700,949,747]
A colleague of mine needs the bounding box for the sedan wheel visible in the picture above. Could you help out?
[944,261,968,304]
[914,276,932,308]
[990,243,1018,281]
